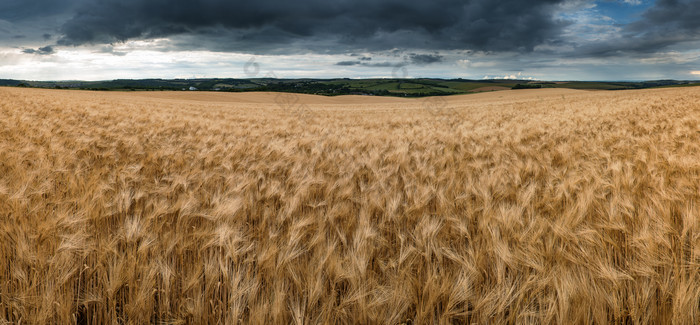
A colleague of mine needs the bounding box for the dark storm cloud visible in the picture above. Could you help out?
[639,0,700,32]
[0,0,83,49]
[22,46,55,55]
[7,0,700,63]
[56,0,567,53]
[0,0,83,21]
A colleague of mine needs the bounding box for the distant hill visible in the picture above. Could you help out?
[0,79,23,86]
[1,78,698,97]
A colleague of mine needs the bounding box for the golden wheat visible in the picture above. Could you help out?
[0,86,698,324]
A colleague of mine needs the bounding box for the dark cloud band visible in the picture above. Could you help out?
[56,0,566,53]
[4,0,700,64]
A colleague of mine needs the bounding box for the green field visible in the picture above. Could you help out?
[1,78,698,97]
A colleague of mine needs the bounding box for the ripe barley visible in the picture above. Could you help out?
[0,87,698,324]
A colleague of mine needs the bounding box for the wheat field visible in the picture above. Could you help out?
[0,86,698,324]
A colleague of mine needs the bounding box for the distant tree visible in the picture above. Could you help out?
[512,84,542,90]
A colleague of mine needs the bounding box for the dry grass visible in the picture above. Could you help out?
[0,86,698,324]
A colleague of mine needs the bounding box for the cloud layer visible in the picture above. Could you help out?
[1,0,700,81]
[53,0,565,53]
[5,0,700,56]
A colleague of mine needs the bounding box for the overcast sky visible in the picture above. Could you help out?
[1,0,699,81]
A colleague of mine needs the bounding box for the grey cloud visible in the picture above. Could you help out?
[638,0,700,32]
[336,60,407,68]
[97,46,128,56]
[347,55,375,61]
[336,61,361,66]
[0,0,84,22]
[0,1,81,48]
[409,54,444,65]
[335,56,375,66]
[575,0,700,56]
[5,0,700,75]
[22,45,55,55]
[364,62,407,68]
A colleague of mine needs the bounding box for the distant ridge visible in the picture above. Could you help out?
[1,78,698,97]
